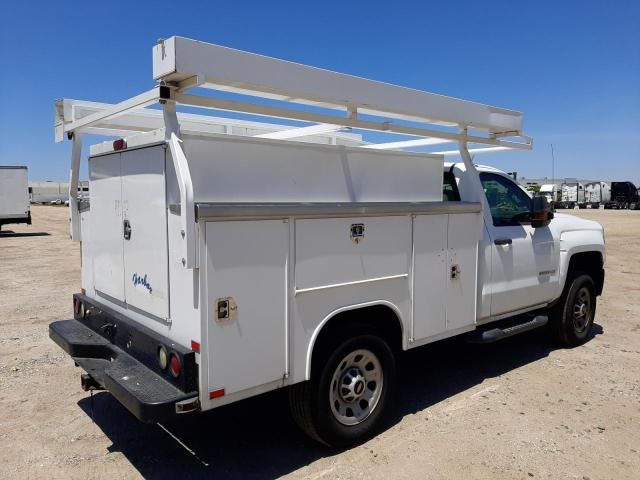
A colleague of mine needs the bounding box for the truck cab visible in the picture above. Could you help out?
[446,163,604,324]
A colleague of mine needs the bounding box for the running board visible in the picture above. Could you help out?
[467,315,549,344]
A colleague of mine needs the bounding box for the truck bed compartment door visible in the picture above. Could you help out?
[121,146,170,320]
[89,154,125,301]
[205,220,288,396]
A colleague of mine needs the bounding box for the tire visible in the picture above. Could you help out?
[548,273,597,347]
[289,325,396,448]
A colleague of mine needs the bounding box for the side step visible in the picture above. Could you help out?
[467,315,549,344]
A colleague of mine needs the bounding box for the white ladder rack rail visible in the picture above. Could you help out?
[56,36,533,269]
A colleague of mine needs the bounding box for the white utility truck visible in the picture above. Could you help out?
[0,166,31,231]
[50,37,605,447]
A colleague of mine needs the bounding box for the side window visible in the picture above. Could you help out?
[479,172,532,226]
[442,171,461,201]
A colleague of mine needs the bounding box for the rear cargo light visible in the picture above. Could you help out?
[168,353,181,378]
[191,340,200,353]
[158,346,168,370]
[80,288,86,295]
[74,298,81,315]
[209,388,225,399]
[113,139,127,151]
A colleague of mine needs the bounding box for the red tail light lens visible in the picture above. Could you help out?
[169,353,181,378]
[113,139,127,151]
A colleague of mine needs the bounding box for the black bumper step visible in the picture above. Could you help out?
[467,315,549,344]
[50,319,198,423]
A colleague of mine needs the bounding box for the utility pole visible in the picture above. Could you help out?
[550,143,556,185]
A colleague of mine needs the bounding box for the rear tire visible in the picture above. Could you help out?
[548,273,596,347]
[289,325,396,448]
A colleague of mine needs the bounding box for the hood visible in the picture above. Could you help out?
[550,213,603,234]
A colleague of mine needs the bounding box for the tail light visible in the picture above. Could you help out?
[169,353,181,378]
[158,346,168,370]
[113,139,127,151]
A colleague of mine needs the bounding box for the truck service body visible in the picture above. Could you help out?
[0,166,31,230]
[50,37,605,446]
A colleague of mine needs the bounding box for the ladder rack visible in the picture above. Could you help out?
[56,36,533,266]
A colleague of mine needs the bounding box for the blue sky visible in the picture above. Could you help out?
[1,1,638,183]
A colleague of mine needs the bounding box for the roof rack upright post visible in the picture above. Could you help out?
[68,133,82,241]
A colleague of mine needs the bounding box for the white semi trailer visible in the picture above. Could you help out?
[0,166,31,231]
[50,37,606,447]
[558,180,586,209]
[585,182,611,209]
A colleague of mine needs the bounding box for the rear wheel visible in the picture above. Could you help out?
[289,325,396,447]
[548,273,596,347]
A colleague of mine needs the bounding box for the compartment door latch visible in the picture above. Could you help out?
[123,219,132,240]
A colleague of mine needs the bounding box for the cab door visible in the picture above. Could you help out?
[480,172,559,316]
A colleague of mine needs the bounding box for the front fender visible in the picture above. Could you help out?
[558,230,605,293]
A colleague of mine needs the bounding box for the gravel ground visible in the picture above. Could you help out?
[0,206,638,479]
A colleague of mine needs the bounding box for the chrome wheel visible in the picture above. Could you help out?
[572,286,593,334]
[329,349,383,426]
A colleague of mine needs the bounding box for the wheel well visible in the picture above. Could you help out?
[567,251,604,295]
[309,305,403,377]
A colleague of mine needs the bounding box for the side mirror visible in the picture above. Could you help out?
[531,195,553,228]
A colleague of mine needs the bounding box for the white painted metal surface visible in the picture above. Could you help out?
[295,217,411,292]
[89,146,170,322]
[0,166,29,220]
[205,220,289,395]
[121,146,170,320]
[89,154,126,301]
[153,37,524,133]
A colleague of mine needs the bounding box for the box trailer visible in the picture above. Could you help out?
[557,180,585,209]
[50,37,606,447]
[585,182,610,209]
[0,166,31,230]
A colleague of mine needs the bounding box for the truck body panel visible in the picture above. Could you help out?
[0,166,31,228]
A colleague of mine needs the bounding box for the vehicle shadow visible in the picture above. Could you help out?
[77,324,603,479]
[0,231,50,237]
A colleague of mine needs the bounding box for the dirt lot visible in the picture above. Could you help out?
[1,206,639,479]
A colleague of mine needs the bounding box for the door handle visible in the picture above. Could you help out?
[123,219,132,240]
[494,238,512,246]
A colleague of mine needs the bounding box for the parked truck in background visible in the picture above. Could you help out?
[557,180,586,209]
[604,181,638,209]
[49,37,606,447]
[538,184,561,207]
[585,181,610,209]
[0,166,31,231]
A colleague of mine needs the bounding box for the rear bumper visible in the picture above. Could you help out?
[49,295,198,423]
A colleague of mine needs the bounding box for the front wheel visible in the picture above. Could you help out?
[289,326,396,447]
[548,273,597,347]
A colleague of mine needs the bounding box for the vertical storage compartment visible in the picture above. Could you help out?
[88,145,170,321]
[205,220,289,395]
